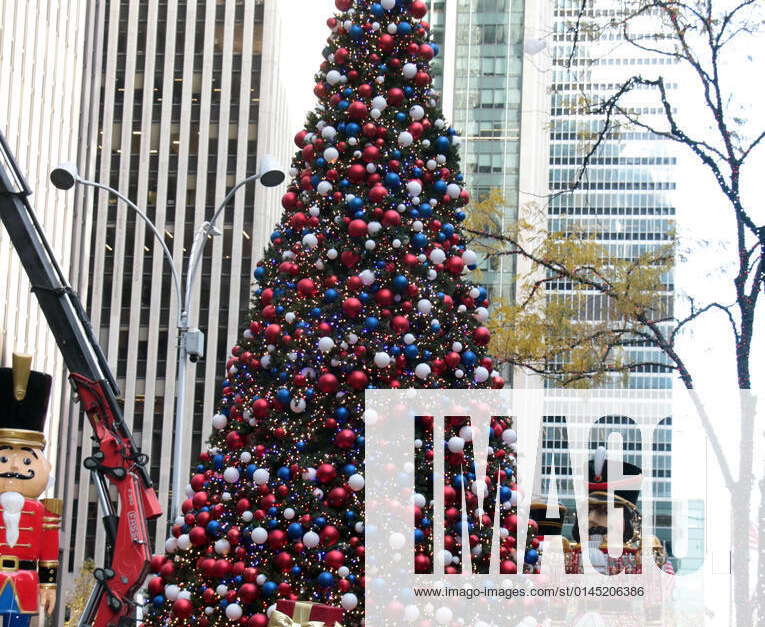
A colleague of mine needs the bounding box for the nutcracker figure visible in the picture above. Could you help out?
[0,354,61,625]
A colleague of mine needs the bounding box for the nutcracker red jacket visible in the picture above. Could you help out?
[0,498,60,614]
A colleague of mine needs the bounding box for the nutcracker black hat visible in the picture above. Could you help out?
[0,354,50,449]
[587,446,641,509]
[529,499,567,535]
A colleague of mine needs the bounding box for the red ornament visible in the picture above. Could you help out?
[391,315,410,334]
[297,278,316,297]
[172,599,193,618]
[252,398,269,418]
[325,549,345,569]
[415,71,431,87]
[348,163,366,183]
[346,370,369,390]
[328,487,348,507]
[316,463,337,484]
[445,256,465,275]
[281,191,298,209]
[368,184,389,203]
[317,373,339,394]
[410,0,428,18]
[335,47,349,64]
[294,130,308,147]
[147,576,164,596]
[473,326,491,346]
[192,491,209,510]
[335,428,357,448]
[379,33,395,53]
[274,551,294,571]
[347,100,368,121]
[362,145,380,163]
[500,560,518,574]
[348,219,368,238]
[414,553,432,573]
[387,88,405,106]
[320,525,341,546]
[268,529,287,550]
[382,210,401,227]
[189,526,208,547]
[239,582,258,603]
[335,0,352,9]
[342,297,363,318]
[374,288,394,306]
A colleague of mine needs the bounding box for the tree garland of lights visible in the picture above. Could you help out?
[143,1,539,625]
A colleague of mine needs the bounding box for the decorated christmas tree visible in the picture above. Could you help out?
[144,1,535,625]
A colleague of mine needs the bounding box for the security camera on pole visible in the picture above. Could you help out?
[50,158,285,519]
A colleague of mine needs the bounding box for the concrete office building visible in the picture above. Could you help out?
[0,2,90,483]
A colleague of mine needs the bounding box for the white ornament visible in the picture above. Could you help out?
[372,96,388,110]
[251,527,268,544]
[502,429,517,445]
[415,363,431,380]
[321,126,337,140]
[317,181,333,196]
[348,474,365,491]
[365,240,376,251]
[447,436,465,453]
[341,593,359,611]
[429,249,446,264]
[367,221,382,235]
[303,531,320,548]
[398,131,414,147]
[165,585,180,601]
[214,539,231,555]
[176,534,191,551]
[370,108,382,120]
[459,425,475,441]
[165,537,178,553]
[435,607,453,624]
[406,180,422,197]
[211,414,227,430]
[302,233,318,249]
[410,105,425,120]
[382,0,396,11]
[226,604,243,620]
[474,366,489,383]
[404,333,415,345]
[403,63,418,79]
[463,249,478,266]
[417,299,433,314]
[326,70,342,85]
[389,532,406,550]
[447,183,461,198]
[374,352,391,368]
[359,269,376,286]
[324,147,339,163]
[290,398,307,413]
[475,306,489,322]
[253,468,270,485]
[223,467,240,483]
[327,248,338,260]
[318,337,335,353]
[404,605,420,623]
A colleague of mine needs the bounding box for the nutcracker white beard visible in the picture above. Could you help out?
[588,534,608,574]
[0,491,24,548]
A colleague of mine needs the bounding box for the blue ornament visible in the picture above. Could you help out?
[276,388,291,404]
[270,231,281,242]
[371,3,384,17]
[315,516,327,528]
[462,350,477,366]
[404,86,414,97]
[346,122,361,136]
[343,87,353,97]
[392,274,409,292]
[277,466,291,480]
[314,157,327,168]
[364,316,379,330]
[213,454,224,470]
[442,223,455,236]
[395,111,407,123]
[310,307,322,317]
[287,523,303,539]
[411,232,428,248]
[385,172,402,188]
[404,344,419,360]
[262,581,278,597]
[349,24,364,40]
[526,549,539,564]
[433,180,447,195]
[153,595,165,607]
[432,43,440,56]
[435,136,451,153]
[343,464,357,475]
[335,407,349,420]
[317,572,336,588]
[349,196,364,211]
[254,266,266,280]
[324,288,339,302]
[414,528,424,543]
[398,22,412,35]
[206,520,221,536]
[338,100,350,111]
[500,486,513,503]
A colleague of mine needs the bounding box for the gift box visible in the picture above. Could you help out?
[268,600,344,627]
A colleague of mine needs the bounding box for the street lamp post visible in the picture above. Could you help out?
[51,158,285,521]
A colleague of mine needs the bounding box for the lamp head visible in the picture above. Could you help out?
[257,155,285,188]
[50,163,79,190]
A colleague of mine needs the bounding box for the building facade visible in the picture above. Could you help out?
[0,1,90,482]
